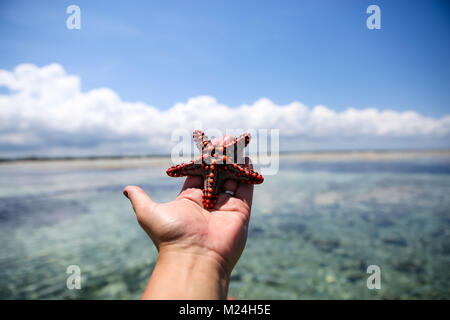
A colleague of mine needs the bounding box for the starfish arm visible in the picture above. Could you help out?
[166,161,204,177]
[221,132,251,150]
[193,130,213,153]
[237,132,251,147]
[221,133,251,164]
[202,168,221,208]
[226,164,264,184]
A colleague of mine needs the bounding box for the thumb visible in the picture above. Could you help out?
[123,185,157,220]
[124,186,163,248]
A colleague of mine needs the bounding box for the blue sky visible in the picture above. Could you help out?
[0,0,450,156]
[1,0,449,116]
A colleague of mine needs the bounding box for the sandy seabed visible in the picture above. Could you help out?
[0,150,449,299]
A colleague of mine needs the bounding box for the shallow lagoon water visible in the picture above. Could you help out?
[0,152,449,299]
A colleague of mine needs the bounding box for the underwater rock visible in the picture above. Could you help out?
[358,260,368,271]
[248,226,264,237]
[347,272,365,283]
[430,228,445,239]
[439,242,450,255]
[230,273,242,281]
[382,234,407,246]
[361,212,395,228]
[312,238,340,252]
[302,233,312,241]
[339,260,367,272]
[374,216,395,228]
[278,222,307,234]
[263,279,282,287]
[393,260,424,274]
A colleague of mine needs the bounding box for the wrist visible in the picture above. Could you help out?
[142,246,230,299]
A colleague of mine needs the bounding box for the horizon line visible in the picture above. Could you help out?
[1,148,450,162]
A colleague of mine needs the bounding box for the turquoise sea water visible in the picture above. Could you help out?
[0,153,449,299]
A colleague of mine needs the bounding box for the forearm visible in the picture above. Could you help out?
[141,249,230,300]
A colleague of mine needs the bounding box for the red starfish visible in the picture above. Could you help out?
[167,130,264,208]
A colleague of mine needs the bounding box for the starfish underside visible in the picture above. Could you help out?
[166,130,264,208]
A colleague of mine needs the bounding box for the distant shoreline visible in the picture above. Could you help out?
[1,149,450,161]
[1,149,449,169]
[1,148,450,162]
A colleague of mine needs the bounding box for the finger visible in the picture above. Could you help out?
[177,187,204,207]
[215,195,247,214]
[123,185,157,218]
[215,179,239,208]
[123,186,163,248]
[235,157,254,208]
[222,178,238,195]
[178,176,204,206]
[180,175,203,193]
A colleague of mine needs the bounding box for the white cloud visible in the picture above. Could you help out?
[0,63,449,156]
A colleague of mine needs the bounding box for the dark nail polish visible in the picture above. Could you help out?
[123,190,129,198]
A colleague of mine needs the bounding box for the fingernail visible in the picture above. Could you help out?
[123,190,129,198]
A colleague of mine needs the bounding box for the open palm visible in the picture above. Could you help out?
[123,166,254,274]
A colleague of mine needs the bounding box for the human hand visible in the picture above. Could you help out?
[123,148,254,299]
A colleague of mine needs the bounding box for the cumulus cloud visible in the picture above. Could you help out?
[0,63,449,156]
